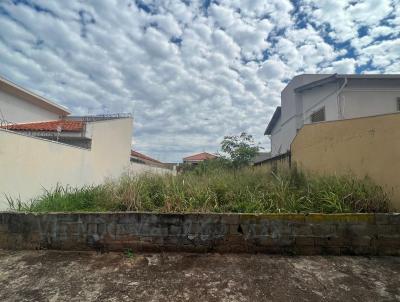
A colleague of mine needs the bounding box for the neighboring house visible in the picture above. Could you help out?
[131,150,165,168]
[0,76,69,124]
[129,150,176,176]
[265,74,400,157]
[183,152,218,165]
[0,77,133,209]
[4,119,91,148]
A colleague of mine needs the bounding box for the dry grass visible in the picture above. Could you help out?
[8,166,392,213]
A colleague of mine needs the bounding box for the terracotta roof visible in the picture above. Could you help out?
[183,152,218,161]
[131,150,162,164]
[3,120,84,132]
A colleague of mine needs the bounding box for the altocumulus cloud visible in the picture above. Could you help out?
[0,0,399,162]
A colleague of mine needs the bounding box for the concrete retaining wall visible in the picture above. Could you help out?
[0,212,399,255]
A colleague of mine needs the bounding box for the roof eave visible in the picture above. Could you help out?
[0,76,71,115]
[294,74,339,93]
[264,106,281,135]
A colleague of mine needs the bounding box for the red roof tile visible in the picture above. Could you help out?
[183,152,218,161]
[131,150,162,164]
[3,120,84,132]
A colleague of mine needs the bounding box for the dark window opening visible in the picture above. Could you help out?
[397,97,400,111]
[310,107,325,123]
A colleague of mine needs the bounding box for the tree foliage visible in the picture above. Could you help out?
[220,132,260,168]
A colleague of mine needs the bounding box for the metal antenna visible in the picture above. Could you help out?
[56,125,62,142]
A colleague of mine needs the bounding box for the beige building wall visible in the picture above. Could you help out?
[0,118,133,209]
[291,113,400,210]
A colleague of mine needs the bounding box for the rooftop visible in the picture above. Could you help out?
[2,114,133,133]
[252,152,271,164]
[294,73,400,93]
[131,150,162,164]
[2,120,84,132]
[0,75,70,116]
[183,152,218,161]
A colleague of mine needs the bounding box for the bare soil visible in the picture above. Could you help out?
[0,250,399,301]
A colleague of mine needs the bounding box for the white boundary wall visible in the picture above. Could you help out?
[0,118,133,209]
[129,162,176,176]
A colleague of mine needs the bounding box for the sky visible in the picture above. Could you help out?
[0,0,399,162]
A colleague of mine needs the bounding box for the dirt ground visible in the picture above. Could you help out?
[0,250,399,302]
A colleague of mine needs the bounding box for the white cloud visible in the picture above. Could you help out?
[0,0,398,161]
[302,0,394,43]
[320,58,357,73]
[148,13,182,38]
[361,39,400,69]
[369,26,393,38]
[348,0,393,25]
[258,57,291,80]
[209,3,236,28]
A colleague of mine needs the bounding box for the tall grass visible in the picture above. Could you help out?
[9,167,391,213]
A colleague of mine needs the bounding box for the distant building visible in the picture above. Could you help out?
[0,76,70,124]
[183,152,218,165]
[129,150,176,176]
[131,150,165,168]
[265,74,400,157]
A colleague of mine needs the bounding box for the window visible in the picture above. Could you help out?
[310,107,325,123]
[397,97,400,111]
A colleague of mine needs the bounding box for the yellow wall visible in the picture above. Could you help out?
[291,113,400,209]
[0,118,133,209]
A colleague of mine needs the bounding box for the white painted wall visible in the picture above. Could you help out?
[276,118,297,156]
[341,90,400,119]
[281,74,330,124]
[301,82,339,124]
[269,75,400,157]
[0,118,133,209]
[129,162,176,176]
[270,116,283,155]
[0,90,60,123]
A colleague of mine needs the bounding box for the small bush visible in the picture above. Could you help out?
[9,168,392,213]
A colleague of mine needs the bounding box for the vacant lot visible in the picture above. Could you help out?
[9,167,391,214]
[0,251,399,301]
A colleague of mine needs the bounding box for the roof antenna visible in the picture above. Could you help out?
[56,125,62,142]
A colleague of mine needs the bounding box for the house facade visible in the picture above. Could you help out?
[0,76,134,209]
[0,76,70,124]
[265,74,400,157]
[183,152,218,165]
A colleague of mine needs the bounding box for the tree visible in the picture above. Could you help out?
[220,132,260,168]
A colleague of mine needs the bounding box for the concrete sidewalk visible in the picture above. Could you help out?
[0,251,399,301]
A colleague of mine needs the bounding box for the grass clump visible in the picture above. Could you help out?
[9,167,391,214]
